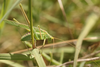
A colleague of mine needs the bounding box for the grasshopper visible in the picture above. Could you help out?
[4,3,54,48]
[4,19,54,47]
[4,3,53,67]
[21,26,54,41]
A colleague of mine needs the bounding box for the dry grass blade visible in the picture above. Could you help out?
[81,50,100,59]
[58,0,73,39]
[56,57,100,67]
[12,37,92,54]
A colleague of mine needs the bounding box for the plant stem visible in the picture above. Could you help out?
[28,0,35,48]
[19,2,35,48]
[0,60,24,67]
[42,52,61,65]
[57,57,100,67]
[0,53,34,60]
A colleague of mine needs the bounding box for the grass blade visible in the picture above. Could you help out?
[60,51,64,63]
[0,53,34,60]
[0,0,21,23]
[73,12,99,67]
[42,52,61,65]
[31,49,46,67]
[0,60,25,67]
[0,0,11,36]
[28,0,35,48]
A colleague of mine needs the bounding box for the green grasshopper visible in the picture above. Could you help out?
[4,19,54,45]
[21,26,54,41]
[4,3,54,47]
[4,3,52,67]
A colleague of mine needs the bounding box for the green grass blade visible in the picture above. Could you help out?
[31,49,46,67]
[0,0,21,23]
[22,42,62,66]
[42,47,74,53]
[24,41,32,48]
[0,0,11,36]
[0,60,25,67]
[79,62,86,67]
[60,51,64,63]
[42,52,61,65]
[28,0,35,48]
[73,12,99,67]
[0,53,34,60]
[0,0,11,18]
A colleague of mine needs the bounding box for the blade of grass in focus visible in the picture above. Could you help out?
[28,0,35,48]
[31,49,46,67]
[24,38,62,66]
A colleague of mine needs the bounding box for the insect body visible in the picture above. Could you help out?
[4,20,54,41]
[21,27,54,41]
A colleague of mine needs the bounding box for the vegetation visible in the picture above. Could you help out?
[0,0,100,67]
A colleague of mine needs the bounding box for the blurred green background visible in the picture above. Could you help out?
[0,0,100,67]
